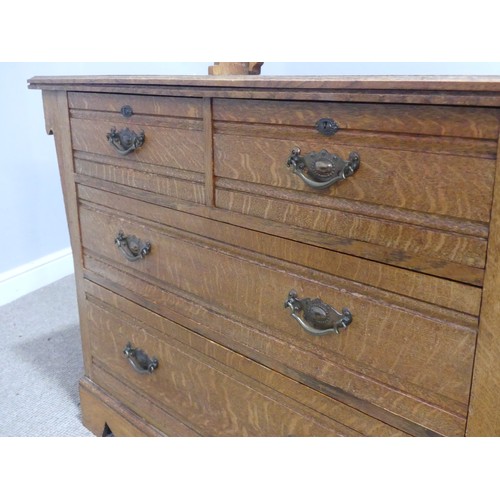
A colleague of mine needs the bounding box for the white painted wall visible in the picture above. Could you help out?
[1,62,500,304]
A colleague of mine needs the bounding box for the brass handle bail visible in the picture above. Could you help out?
[115,231,151,262]
[286,148,360,190]
[123,342,158,374]
[284,290,352,336]
[107,127,145,155]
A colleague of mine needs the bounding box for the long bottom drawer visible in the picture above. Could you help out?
[85,283,366,436]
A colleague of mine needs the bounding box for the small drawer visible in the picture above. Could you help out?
[71,117,204,173]
[79,202,477,436]
[69,93,205,195]
[85,286,355,436]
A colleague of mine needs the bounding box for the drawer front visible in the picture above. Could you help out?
[79,201,477,436]
[69,92,205,204]
[71,118,204,172]
[85,284,358,436]
[213,99,498,283]
[214,134,495,223]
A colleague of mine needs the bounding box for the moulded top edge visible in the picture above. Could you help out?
[27,74,500,92]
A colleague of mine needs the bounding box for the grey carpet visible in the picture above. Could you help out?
[0,274,93,436]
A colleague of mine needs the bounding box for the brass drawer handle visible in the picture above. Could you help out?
[286,147,360,190]
[115,230,151,261]
[284,290,352,336]
[106,127,145,155]
[123,342,158,374]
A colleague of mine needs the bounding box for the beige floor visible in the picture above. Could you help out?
[0,274,93,436]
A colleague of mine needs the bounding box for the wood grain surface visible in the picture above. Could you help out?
[70,117,204,173]
[85,280,408,436]
[29,74,500,92]
[74,154,206,204]
[83,255,467,436]
[79,378,169,436]
[466,139,500,436]
[78,201,478,435]
[28,76,500,106]
[69,92,203,118]
[33,76,500,436]
[78,183,482,317]
[214,134,495,223]
[215,186,487,271]
[214,98,500,139]
[86,292,354,436]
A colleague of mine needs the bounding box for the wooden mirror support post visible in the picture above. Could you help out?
[208,62,263,75]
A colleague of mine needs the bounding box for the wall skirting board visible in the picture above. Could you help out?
[0,248,74,306]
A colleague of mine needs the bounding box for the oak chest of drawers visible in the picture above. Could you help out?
[29,75,500,436]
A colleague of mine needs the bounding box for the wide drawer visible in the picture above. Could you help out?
[213,99,499,284]
[79,200,478,436]
[84,282,373,436]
